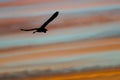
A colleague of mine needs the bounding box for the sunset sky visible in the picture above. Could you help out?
[0,0,120,73]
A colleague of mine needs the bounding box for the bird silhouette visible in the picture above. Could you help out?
[21,11,59,33]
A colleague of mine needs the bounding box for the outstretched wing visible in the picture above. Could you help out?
[20,28,38,31]
[40,11,59,29]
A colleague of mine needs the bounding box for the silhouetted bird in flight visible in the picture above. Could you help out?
[21,11,59,33]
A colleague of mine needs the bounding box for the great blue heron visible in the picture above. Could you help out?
[21,11,59,33]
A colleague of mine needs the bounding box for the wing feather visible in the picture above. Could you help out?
[40,11,59,29]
